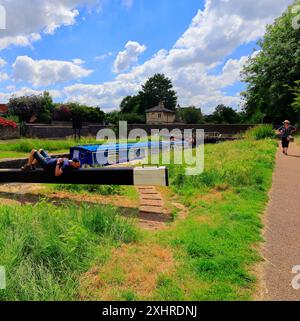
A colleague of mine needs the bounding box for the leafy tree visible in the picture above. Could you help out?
[53,105,72,121]
[138,73,177,112]
[178,106,204,124]
[67,103,105,123]
[84,106,105,123]
[8,95,39,122]
[242,1,300,123]
[105,111,121,125]
[8,91,54,123]
[118,74,177,122]
[119,113,145,124]
[39,91,54,123]
[210,105,241,124]
[120,96,141,114]
[291,80,300,112]
[105,111,145,125]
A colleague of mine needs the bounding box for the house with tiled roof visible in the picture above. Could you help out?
[146,101,176,125]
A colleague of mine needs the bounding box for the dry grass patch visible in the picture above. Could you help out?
[0,198,20,206]
[79,243,175,301]
[196,215,213,225]
[200,190,224,203]
[49,191,139,209]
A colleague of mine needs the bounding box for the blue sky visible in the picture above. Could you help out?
[0,0,294,113]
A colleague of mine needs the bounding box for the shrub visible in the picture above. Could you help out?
[53,105,72,121]
[3,115,19,123]
[0,117,17,128]
[244,125,275,140]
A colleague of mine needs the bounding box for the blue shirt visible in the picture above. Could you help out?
[45,158,71,174]
[60,159,72,174]
[45,158,57,170]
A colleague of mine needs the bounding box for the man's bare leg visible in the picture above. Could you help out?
[21,149,37,170]
[25,149,37,166]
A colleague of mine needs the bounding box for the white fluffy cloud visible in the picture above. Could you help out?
[0,72,8,82]
[0,0,295,111]
[0,87,62,103]
[0,58,7,67]
[95,52,113,61]
[113,41,147,73]
[72,58,85,65]
[65,0,293,111]
[13,56,93,87]
[64,79,140,107]
[0,0,101,50]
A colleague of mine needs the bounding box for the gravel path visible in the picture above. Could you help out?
[259,142,300,301]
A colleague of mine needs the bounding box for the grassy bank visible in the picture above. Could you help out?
[0,135,278,301]
[0,202,138,301]
[0,137,149,156]
[81,138,277,301]
[156,139,277,300]
[0,138,98,154]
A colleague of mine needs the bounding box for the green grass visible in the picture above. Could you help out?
[0,138,98,153]
[0,135,278,301]
[49,184,139,201]
[0,202,138,301]
[244,124,275,140]
[151,138,277,300]
[0,151,28,159]
[0,137,148,155]
[55,184,125,196]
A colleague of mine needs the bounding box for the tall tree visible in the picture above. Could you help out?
[178,106,204,124]
[211,105,240,124]
[242,1,300,123]
[291,80,300,112]
[39,91,54,123]
[120,95,141,114]
[8,91,54,123]
[139,73,177,112]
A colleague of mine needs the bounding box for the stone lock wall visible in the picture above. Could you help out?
[24,122,254,139]
[0,125,21,140]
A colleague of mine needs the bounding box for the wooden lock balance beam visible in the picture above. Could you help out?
[0,167,169,187]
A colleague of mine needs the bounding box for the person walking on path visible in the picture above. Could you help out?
[276,120,297,156]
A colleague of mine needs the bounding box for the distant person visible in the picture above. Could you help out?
[277,120,297,155]
[21,149,81,177]
[187,133,197,148]
[72,116,83,140]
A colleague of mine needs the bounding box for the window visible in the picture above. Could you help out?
[158,113,162,118]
